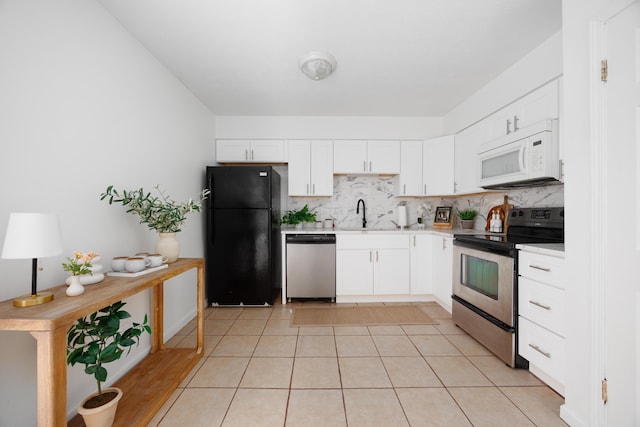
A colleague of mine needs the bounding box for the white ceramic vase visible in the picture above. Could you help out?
[66,275,85,296]
[155,232,179,263]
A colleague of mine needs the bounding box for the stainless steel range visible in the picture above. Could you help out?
[452,207,564,367]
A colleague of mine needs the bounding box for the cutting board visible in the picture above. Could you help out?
[485,195,514,233]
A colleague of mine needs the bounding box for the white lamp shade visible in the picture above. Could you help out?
[2,213,63,259]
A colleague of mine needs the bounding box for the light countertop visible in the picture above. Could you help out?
[516,242,565,255]
[281,226,483,237]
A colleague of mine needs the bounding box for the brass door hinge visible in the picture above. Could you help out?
[602,378,608,403]
[601,59,608,82]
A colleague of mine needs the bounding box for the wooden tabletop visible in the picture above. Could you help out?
[0,258,204,332]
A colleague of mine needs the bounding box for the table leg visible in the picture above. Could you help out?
[151,282,164,353]
[196,264,205,354]
[31,327,68,427]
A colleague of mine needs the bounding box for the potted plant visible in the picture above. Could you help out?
[100,185,209,263]
[67,301,151,427]
[279,205,317,228]
[457,208,478,229]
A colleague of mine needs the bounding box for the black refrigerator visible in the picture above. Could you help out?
[205,166,281,305]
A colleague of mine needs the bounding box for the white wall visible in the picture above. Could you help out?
[215,115,443,140]
[0,1,215,424]
[443,31,563,134]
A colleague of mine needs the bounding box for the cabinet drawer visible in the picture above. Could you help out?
[337,234,409,250]
[518,250,565,288]
[518,317,565,386]
[518,277,565,337]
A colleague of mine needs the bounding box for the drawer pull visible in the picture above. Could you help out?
[529,343,551,358]
[528,300,551,311]
[529,264,551,272]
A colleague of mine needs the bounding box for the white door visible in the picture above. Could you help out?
[410,234,432,294]
[373,249,410,295]
[424,135,455,196]
[288,140,311,196]
[431,235,453,312]
[216,139,251,162]
[250,140,285,162]
[368,140,401,174]
[334,140,367,173]
[310,140,334,196]
[399,140,423,196]
[603,2,640,424]
[454,121,488,194]
[336,250,373,295]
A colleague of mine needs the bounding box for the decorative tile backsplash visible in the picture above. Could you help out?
[285,175,564,230]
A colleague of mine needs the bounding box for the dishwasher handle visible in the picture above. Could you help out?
[286,234,336,244]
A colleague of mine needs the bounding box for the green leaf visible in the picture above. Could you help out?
[95,366,108,383]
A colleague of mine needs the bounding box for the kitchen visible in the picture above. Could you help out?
[0,1,637,426]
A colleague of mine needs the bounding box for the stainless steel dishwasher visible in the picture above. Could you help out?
[286,234,336,302]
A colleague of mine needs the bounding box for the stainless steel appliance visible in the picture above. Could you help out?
[452,207,564,367]
[205,166,281,305]
[286,234,336,302]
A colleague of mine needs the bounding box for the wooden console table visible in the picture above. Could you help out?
[0,258,205,427]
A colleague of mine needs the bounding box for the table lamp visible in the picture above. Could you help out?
[2,213,63,307]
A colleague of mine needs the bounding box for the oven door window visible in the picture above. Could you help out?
[460,254,499,300]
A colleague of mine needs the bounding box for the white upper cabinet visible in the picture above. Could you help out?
[334,140,400,174]
[399,140,423,196]
[454,121,489,195]
[288,140,333,196]
[423,136,454,196]
[399,137,454,196]
[216,139,286,163]
[487,79,560,141]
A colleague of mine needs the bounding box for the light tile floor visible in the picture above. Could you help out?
[148,299,568,427]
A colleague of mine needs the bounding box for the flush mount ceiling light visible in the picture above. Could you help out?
[299,51,337,81]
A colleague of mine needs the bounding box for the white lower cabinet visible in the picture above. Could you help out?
[517,246,565,396]
[336,235,409,297]
[409,234,432,294]
[431,235,453,312]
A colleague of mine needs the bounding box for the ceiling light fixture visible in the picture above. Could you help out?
[299,51,337,81]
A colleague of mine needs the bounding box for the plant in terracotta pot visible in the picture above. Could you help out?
[279,205,317,228]
[457,208,478,229]
[67,301,151,427]
[100,185,209,263]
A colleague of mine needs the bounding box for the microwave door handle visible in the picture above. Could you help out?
[520,143,527,173]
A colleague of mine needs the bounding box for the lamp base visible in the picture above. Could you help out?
[13,292,54,307]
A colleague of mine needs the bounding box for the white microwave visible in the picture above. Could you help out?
[477,119,560,189]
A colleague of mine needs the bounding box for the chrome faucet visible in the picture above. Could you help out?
[356,199,367,228]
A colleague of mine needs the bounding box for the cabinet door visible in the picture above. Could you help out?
[288,140,311,196]
[250,140,285,162]
[454,122,488,194]
[333,140,367,173]
[373,249,410,294]
[336,249,374,295]
[399,140,424,196]
[515,79,559,130]
[423,135,454,196]
[432,236,453,312]
[368,140,400,174]
[310,140,334,196]
[410,234,432,294]
[216,139,251,162]
[487,79,560,140]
